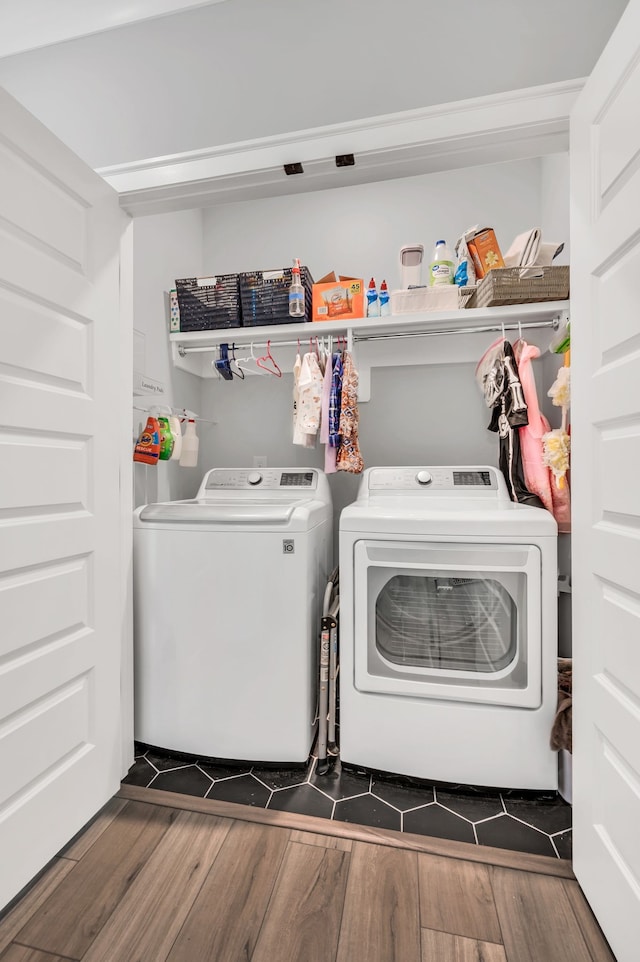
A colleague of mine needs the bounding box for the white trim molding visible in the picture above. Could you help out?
[98,79,586,215]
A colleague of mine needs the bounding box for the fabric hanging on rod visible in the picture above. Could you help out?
[292,349,306,445]
[297,351,323,447]
[514,339,571,531]
[320,348,337,474]
[475,337,543,508]
[328,352,344,450]
[336,351,364,474]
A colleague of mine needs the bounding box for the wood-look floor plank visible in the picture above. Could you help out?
[336,841,421,962]
[16,801,176,960]
[491,867,592,962]
[81,810,232,962]
[0,859,76,957]
[166,820,290,962]
[251,841,350,962]
[563,880,617,962]
[418,852,502,944]
[60,797,129,861]
[421,928,507,962]
[290,829,352,851]
[119,784,574,879]
[0,946,70,962]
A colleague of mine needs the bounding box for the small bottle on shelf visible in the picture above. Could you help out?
[289,258,305,317]
[366,277,379,317]
[379,279,390,316]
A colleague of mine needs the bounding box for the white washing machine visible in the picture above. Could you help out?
[133,467,332,764]
[339,465,558,790]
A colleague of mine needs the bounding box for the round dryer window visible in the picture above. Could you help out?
[375,574,517,673]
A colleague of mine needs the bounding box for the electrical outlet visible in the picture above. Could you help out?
[253,455,267,468]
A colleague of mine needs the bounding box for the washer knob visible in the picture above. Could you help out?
[247,471,263,486]
[416,470,433,486]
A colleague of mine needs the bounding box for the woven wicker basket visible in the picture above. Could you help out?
[464,265,569,309]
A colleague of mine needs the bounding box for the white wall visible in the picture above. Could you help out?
[132,208,205,507]
[541,154,571,265]
[202,158,547,288]
[199,158,556,540]
[0,0,628,168]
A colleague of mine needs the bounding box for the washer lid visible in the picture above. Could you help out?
[139,499,298,524]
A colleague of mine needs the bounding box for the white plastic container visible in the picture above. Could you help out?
[400,244,424,288]
[179,418,199,467]
[390,286,461,313]
[168,415,183,461]
[429,240,456,286]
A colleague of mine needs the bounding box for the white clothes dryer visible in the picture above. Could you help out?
[133,467,332,764]
[339,466,558,790]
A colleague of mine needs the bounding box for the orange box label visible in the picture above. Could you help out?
[312,276,364,322]
[468,229,505,279]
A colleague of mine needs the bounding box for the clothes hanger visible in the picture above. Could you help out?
[213,343,233,380]
[235,342,268,377]
[257,339,282,377]
[229,343,244,380]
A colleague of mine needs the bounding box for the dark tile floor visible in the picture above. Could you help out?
[125,742,572,860]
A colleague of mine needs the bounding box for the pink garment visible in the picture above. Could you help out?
[514,340,571,532]
[320,350,336,474]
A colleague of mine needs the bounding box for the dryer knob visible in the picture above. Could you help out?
[416,470,433,486]
[247,471,263,486]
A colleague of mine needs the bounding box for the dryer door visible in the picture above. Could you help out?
[353,540,542,708]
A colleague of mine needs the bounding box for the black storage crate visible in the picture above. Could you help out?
[175,275,241,331]
[239,266,314,326]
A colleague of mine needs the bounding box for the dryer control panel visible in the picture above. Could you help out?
[367,466,502,494]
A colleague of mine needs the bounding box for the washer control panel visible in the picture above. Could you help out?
[368,467,499,492]
[205,469,317,490]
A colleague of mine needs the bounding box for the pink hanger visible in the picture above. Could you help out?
[257,340,282,377]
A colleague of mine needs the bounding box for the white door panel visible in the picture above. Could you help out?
[0,85,130,910]
[571,1,640,957]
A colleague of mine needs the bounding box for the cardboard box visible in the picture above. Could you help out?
[312,273,364,321]
[467,228,505,279]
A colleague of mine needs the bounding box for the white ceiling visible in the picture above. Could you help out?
[0,0,629,171]
[0,0,231,58]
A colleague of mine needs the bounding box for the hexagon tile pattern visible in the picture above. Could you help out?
[124,743,572,860]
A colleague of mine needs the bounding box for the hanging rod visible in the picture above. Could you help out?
[353,317,559,343]
[132,404,217,423]
[176,317,559,356]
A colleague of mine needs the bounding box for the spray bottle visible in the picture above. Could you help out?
[289,258,305,318]
[168,414,183,461]
[179,412,199,468]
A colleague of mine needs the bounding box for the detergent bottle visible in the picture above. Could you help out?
[157,415,175,461]
[429,240,456,286]
[133,414,161,465]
